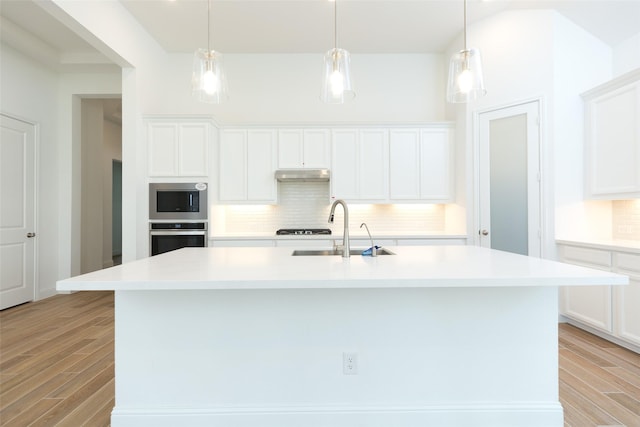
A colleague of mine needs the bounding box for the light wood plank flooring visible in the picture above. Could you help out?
[1,291,639,426]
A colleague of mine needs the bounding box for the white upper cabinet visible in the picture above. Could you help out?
[331,129,388,202]
[219,129,276,203]
[331,130,359,200]
[388,126,453,202]
[583,70,640,199]
[148,120,210,177]
[359,129,389,200]
[420,128,454,201]
[389,129,421,200]
[278,129,330,169]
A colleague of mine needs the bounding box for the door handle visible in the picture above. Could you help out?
[480,229,489,236]
[27,232,36,238]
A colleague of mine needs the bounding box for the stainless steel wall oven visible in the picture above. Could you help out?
[149,222,207,256]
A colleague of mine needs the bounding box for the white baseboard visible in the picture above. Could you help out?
[111,403,564,427]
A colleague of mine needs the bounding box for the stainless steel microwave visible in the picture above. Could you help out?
[149,182,208,220]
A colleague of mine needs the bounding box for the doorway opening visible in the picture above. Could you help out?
[79,97,122,273]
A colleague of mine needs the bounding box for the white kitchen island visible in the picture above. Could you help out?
[57,245,628,427]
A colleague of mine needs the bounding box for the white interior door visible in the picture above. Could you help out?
[478,101,541,257]
[1,114,36,309]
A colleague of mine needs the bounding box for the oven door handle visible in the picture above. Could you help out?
[149,230,207,236]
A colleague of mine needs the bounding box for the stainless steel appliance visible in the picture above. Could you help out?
[149,222,207,256]
[149,182,208,221]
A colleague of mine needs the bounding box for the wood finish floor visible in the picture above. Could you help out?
[1,291,639,426]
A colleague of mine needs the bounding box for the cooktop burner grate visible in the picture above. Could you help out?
[276,228,332,235]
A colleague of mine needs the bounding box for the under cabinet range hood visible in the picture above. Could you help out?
[275,169,330,182]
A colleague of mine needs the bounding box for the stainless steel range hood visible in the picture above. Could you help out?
[275,169,330,182]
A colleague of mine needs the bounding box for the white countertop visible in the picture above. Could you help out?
[556,238,640,253]
[57,245,628,291]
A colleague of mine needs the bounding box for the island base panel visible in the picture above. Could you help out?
[112,287,562,427]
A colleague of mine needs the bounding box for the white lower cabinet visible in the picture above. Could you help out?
[614,253,640,346]
[559,243,640,351]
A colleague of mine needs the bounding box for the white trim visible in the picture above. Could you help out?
[111,402,564,427]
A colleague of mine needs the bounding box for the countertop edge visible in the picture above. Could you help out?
[210,234,469,240]
[556,239,640,253]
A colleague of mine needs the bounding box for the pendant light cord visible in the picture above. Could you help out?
[334,0,337,50]
[463,0,467,51]
[207,0,211,53]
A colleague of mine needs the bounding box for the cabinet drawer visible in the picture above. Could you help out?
[616,252,640,275]
[561,246,612,269]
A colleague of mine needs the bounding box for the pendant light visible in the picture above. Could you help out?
[192,0,228,103]
[446,0,486,103]
[321,0,354,104]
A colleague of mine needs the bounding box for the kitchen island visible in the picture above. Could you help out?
[57,245,628,427]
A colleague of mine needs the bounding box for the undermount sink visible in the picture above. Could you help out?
[291,248,395,256]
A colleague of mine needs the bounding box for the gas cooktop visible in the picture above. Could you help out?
[276,228,332,235]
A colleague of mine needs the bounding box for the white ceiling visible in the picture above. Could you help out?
[1,0,639,68]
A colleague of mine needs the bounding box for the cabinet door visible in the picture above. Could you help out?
[559,245,613,333]
[585,78,640,198]
[389,129,420,200]
[331,130,359,200]
[278,130,303,168]
[247,129,277,202]
[178,122,209,176]
[614,253,640,346]
[219,130,247,201]
[420,128,453,201]
[563,285,613,332]
[148,123,178,176]
[360,129,388,200]
[303,129,331,168]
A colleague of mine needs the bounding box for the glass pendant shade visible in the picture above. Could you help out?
[192,48,228,104]
[321,48,355,104]
[447,48,486,103]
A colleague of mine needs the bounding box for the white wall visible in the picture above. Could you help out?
[0,42,121,297]
[551,13,611,242]
[78,100,122,273]
[458,10,555,256]
[450,10,617,258]
[613,33,640,77]
[154,53,446,123]
[81,99,105,274]
[1,43,60,299]
[58,73,122,279]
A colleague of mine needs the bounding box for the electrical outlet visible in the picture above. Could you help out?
[343,352,358,375]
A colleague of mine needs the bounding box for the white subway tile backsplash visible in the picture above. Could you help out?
[612,200,640,240]
[220,182,446,235]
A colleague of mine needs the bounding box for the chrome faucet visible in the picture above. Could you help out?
[328,199,350,258]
